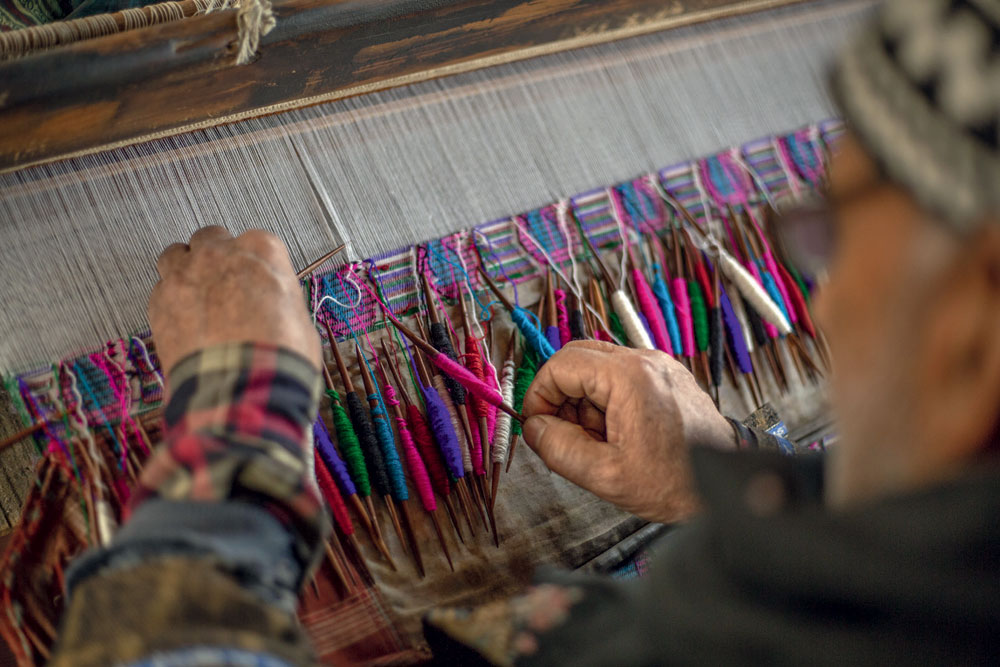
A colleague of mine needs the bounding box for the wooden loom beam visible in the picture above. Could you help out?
[0,0,816,172]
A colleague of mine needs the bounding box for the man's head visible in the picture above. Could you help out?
[814,0,1000,506]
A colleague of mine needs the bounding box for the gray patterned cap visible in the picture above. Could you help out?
[832,0,999,231]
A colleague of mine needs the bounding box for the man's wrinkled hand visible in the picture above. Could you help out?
[521,340,735,524]
[149,226,321,377]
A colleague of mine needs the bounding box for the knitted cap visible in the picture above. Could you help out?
[831,0,999,231]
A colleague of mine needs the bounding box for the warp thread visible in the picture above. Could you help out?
[651,264,682,354]
[554,289,571,347]
[313,416,356,497]
[671,278,695,357]
[510,306,555,362]
[325,389,371,497]
[422,383,466,480]
[631,269,673,354]
[688,279,709,353]
[407,403,452,497]
[313,448,354,535]
[345,391,391,497]
[429,322,467,406]
[708,305,723,386]
[610,290,654,350]
[384,385,436,512]
[491,357,517,465]
[720,289,754,374]
[368,393,408,501]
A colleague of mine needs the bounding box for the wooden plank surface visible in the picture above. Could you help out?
[0,385,38,534]
[0,0,813,172]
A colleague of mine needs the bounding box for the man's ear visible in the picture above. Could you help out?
[918,221,1000,464]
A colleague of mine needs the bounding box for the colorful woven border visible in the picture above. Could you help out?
[10,120,844,449]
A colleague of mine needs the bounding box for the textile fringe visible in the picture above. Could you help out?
[234,0,274,65]
[7,120,843,454]
[0,0,264,63]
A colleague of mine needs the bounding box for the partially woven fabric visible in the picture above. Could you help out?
[1,122,842,666]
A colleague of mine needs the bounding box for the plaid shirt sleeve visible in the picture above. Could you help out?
[50,343,327,667]
[133,342,325,572]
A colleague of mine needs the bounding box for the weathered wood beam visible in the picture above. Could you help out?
[0,0,813,172]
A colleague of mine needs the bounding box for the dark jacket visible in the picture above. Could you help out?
[428,448,1000,665]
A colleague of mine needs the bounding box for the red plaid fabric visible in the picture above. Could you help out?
[133,343,326,571]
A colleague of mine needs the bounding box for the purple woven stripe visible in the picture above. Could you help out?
[11,122,840,427]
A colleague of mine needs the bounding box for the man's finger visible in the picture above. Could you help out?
[156,242,189,279]
[559,339,620,354]
[523,414,615,488]
[522,345,617,417]
[237,230,296,275]
[578,398,606,436]
[188,225,233,247]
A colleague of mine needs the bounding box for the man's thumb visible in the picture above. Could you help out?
[523,414,607,486]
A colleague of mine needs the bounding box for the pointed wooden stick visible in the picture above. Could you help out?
[330,530,360,592]
[379,337,457,569]
[382,338,466,548]
[320,356,380,546]
[323,322,399,566]
[576,220,617,288]
[385,306,524,426]
[475,265,517,314]
[491,329,517,509]
[419,282,484,498]
[324,541,351,595]
[0,411,66,453]
[343,531,375,587]
[356,344,418,564]
[429,508,455,571]
[455,288,492,483]
[408,318,477,538]
[296,243,347,279]
[412,314,489,534]
[325,321,355,394]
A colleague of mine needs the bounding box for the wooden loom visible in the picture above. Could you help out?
[0,0,844,663]
[0,0,821,172]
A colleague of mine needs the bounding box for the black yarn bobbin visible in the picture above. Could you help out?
[345,391,390,496]
[428,321,467,405]
[569,309,586,341]
[742,297,769,347]
[708,306,724,387]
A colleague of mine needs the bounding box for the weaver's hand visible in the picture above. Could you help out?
[149,226,321,376]
[521,340,734,524]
